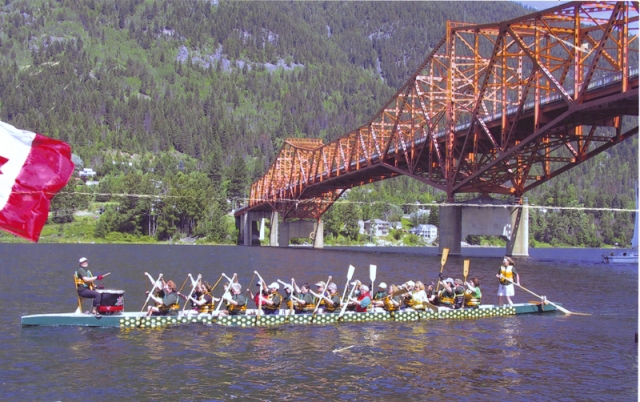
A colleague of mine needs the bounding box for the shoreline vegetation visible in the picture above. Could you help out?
[0,209,620,249]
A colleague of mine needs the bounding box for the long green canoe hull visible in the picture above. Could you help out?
[21,302,559,329]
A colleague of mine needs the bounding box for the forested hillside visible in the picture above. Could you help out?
[0,0,636,247]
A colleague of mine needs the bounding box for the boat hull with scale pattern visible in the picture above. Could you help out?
[21,302,559,328]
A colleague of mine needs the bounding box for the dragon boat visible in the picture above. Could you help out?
[21,300,560,329]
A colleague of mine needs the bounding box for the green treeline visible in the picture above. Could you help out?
[0,0,636,247]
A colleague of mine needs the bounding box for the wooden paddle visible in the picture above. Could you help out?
[435,248,450,293]
[502,277,590,316]
[141,273,163,312]
[463,259,470,283]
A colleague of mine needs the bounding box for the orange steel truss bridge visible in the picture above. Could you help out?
[239,1,639,221]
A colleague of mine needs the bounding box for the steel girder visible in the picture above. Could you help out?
[244,1,638,219]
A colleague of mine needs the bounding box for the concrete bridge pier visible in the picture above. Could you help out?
[274,218,324,248]
[236,211,271,246]
[438,197,529,257]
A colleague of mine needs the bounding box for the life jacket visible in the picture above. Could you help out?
[439,289,454,306]
[198,292,214,314]
[405,291,427,310]
[383,294,400,311]
[500,265,514,285]
[75,270,95,290]
[159,293,180,312]
[464,288,482,307]
[355,292,371,312]
[324,293,341,312]
[294,292,315,312]
[263,291,282,311]
[453,286,465,309]
[227,294,247,314]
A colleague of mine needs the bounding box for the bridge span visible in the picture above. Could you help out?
[236,1,639,255]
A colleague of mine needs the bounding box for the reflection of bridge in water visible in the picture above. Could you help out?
[236,1,639,255]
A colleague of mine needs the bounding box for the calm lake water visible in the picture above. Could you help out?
[1,244,637,401]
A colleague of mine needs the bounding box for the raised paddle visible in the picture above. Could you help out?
[141,273,163,312]
[214,273,236,313]
[435,248,450,293]
[463,259,470,283]
[310,275,332,321]
[502,277,590,316]
[181,274,202,313]
[310,290,333,305]
[338,282,358,318]
[341,265,356,302]
[369,264,377,293]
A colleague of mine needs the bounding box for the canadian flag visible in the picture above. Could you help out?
[0,120,74,242]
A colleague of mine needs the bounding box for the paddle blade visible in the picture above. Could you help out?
[369,264,377,282]
[463,260,470,278]
[441,248,449,267]
[347,265,355,280]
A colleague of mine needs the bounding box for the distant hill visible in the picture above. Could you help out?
[0,0,636,247]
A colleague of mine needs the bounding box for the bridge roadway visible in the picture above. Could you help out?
[258,68,639,202]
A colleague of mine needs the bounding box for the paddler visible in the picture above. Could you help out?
[373,282,388,301]
[436,277,455,308]
[261,282,282,315]
[313,281,327,313]
[188,281,219,315]
[348,284,371,312]
[75,257,108,315]
[403,281,428,311]
[323,283,342,313]
[453,279,466,309]
[146,280,180,316]
[293,282,315,314]
[377,284,402,312]
[219,283,247,317]
[464,277,482,308]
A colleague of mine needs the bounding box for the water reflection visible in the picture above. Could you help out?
[2,245,637,400]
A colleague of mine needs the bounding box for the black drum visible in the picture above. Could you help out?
[97,289,125,315]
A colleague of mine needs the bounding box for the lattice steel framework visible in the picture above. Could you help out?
[243,1,639,220]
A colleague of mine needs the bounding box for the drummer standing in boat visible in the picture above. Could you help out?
[496,256,520,306]
[75,257,108,315]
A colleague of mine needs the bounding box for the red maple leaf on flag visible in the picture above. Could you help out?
[0,155,7,175]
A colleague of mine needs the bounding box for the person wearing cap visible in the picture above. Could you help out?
[312,281,328,312]
[348,284,371,313]
[146,280,180,316]
[74,257,105,315]
[219,283,247,316]
[293,282,315,314]
[373,282,388,301]
[436,277,455,308]
[497,256,519,306]
[464,277,482,308]
[260,282,282,315]
[323,283,342,313]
